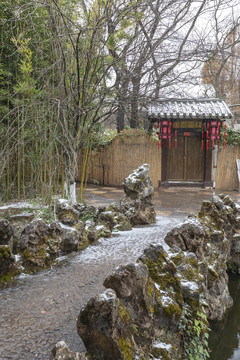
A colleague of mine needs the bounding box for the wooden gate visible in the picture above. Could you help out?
[165,135,205,183]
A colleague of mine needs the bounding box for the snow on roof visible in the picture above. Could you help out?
[148,98,232,120]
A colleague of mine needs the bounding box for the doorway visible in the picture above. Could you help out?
[162,135,206,184]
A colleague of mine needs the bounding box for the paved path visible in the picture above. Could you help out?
[0,216,183,360]
[1,186,240,360]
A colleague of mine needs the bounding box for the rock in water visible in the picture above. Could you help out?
[120,164,156,225]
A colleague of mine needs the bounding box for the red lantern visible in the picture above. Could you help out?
[161,120,169,140]
[155,120,173,149]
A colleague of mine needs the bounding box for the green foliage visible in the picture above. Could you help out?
[0,62,10,119]
[80,209,98,223]
[179,304,210,360]
[221,126,240,146]
[91,127,117,148]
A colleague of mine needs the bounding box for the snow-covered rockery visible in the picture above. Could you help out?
[0,166,156,287]
[51,194,240,360]
[120,164,156,225]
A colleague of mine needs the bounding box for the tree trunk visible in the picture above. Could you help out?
[116,106,125,133]
[130,78,140,129]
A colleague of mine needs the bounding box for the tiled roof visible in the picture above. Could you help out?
[148,98,232,120]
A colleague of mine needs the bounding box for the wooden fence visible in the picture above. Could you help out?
[77,130,161,188]
[77,129,240,190]
[215,145,240,190]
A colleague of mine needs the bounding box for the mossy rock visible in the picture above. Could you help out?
[151,342,172,360]
[114,214,132,231]
[96,224,112,238]
[21,246,54,272]
[0,245,20,288]
[0,245,15,277]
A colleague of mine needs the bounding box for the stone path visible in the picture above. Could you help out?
[0,216,183,360]
[2,186,240,360]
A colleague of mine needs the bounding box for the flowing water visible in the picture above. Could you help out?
[209,274,240,360]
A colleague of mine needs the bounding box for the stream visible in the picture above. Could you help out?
[209,273,240,360]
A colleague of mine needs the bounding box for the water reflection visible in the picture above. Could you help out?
[209,274,240,360]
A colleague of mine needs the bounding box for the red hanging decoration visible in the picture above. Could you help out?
[175,122,177,149]
[224,124,226,149]
[168,121,172,149]
[155,120,173,149]
[157,121,160,149]
[206,122,209,150]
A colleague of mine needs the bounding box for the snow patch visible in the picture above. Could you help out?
[180,280,199,292]
[98,290,115,302]
[14,254,21,262]
[153,342,172,350]
[0,202,33,210]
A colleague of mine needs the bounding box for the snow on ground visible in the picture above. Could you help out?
[72,215,183,267]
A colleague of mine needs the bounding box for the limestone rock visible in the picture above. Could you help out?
[120,164,156,225]
[97,203,132,232]
[56,199,80,226]
[84,220,98,242]
[17,220,61,270]
[74,203,98,223]
[165,217,206,259]
[60,230,80,253]
[103,263,156,345]
[0,219,14,251]
[122,164,154,200]
[50,341,87,360]
[0,245,15,278]
[98,211,116,231]
[105,202,120,213]
[114,214,132,231]
[9,213,35,243]
[77,289,136,360]
[18,219,49,252]
[95,224,112,238]
[165,196,235,320]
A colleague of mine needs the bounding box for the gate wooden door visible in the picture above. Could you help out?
[166,135,205,182]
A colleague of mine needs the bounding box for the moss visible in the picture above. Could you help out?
[0,268,18,288]
[118,336,134,360]
[163,302,182,318]
[151,346,170,359]
[118,302,131,324]
[0,246,11,258]
[21,246,53,273]
[208,266,218,283]
[227,262,240,274]
[170,252,185,267]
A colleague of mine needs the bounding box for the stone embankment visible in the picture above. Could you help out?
[0,164,155,288]
[53,194,240,360]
